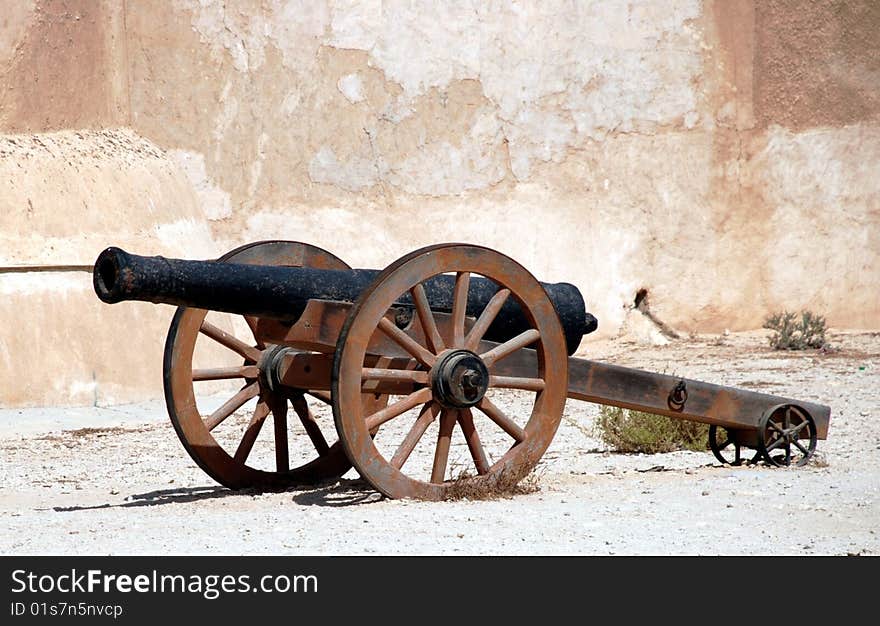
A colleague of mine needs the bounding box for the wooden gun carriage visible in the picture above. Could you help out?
[93,241,831,500]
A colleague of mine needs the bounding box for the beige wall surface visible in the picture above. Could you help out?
[1,0,878,406]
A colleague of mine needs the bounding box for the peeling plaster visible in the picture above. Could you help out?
[388,110,507,194]
[41,0,873,342]
[367,2,482,95]
[248,132,270,197]
[212,83,239,144]
[337,73,365,103]
[327,0,381,50]
[308,145,381,192]
[169,150,232,220]
[177,0,704,195]
[153,218,220,256]
[2,0,878,410]
[179,0,328,72]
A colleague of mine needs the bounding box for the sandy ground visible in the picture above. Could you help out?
[1,330,877,556]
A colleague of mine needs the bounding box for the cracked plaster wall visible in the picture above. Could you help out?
[1,0,878,406]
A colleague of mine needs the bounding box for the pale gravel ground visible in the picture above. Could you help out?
[1,330,877,556]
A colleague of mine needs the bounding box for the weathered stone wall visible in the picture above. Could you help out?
[1,0,878,406]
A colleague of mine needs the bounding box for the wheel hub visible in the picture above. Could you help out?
[259,344,289,392]
[431,350,489,408]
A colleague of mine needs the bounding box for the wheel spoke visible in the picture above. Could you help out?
[465,288,510,351]
[793,440,810,456]
[199,320,262,362]
[476,396,527,443]
[791,420,810,435]
[431,410,457,483]
[480,329,540,367]
[192,365,260,381]
[733,444,741,465]
[365,388,433,430]
[378,317,436,367]
[291,394,330,456]
[411,283,445,354]
[233,397,270,464]
[765,436,785,453]
[784,408,791,431]
[458,408,490,475]
[767,421,785,436]
[271,395,290,472]
[489,375,545,392]
[718,437,731,450]
[204,382,259,431]
[390,402,440,470]
[307,390,332,406]
[361,368,429,385]
[451,271,471,347]
[361,355,393,394]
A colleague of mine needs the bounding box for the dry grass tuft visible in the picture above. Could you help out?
[443,467,543,501]
[67,427,132,438]
[35,425,153,442]
[809,452,830,468]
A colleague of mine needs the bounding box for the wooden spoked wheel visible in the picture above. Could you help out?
[708,425,761,466]
[164,240,367,489]
[757,404,817,467]
[332,244,569,500]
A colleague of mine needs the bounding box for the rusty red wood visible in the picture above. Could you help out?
[491,350,831,439]
[264,310,831,440]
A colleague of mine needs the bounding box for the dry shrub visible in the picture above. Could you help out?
[594,406,708,453]
[763,310,828,350]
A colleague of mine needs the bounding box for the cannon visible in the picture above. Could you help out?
[93,241,831,500]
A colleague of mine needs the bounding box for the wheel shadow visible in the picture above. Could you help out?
[51,479,383,512]
[289,478,385,507]
[51,485,249,511]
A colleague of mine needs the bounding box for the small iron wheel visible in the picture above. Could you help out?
[757,404,817,467]
[164,240,384,489]
[332,243,569,500]
[708,425,760,466]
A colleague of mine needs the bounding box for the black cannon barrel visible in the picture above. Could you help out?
[94,247,597,354]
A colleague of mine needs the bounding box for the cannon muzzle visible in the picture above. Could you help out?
[94,246,597,354]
